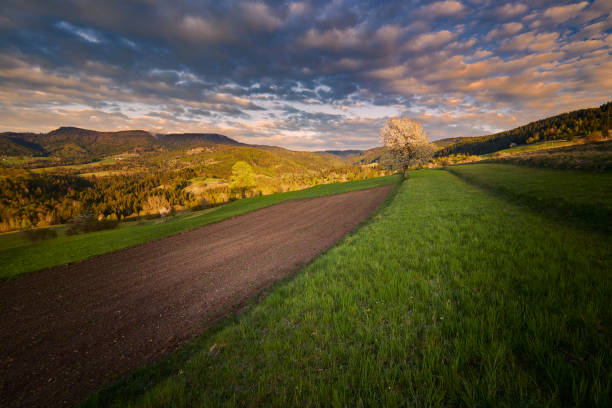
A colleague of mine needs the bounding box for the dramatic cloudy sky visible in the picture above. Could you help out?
[1,0,611,150]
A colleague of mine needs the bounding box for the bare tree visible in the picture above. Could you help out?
[380,117,435,177]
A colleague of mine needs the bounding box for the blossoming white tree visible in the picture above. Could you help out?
[380,117,435,177]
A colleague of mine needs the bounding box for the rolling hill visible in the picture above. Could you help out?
[0,134,45,156]
[0,127,161,162]
[0,127,255,163]
[157,133,246,147]
[432,137,471,148]
[0,127,381,172]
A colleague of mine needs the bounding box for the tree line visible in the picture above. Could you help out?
[0,164,385,232]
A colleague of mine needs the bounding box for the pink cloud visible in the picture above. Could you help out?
[405,30,456,51]
[418,1,465,18]
[498,31,560,52]
[496,3,528,18]
[179,16,236,43]
[298,26,364,50]
[239,2,283,32]
[485,22,524,41]
[543,2,589,23]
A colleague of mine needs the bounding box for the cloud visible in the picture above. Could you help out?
[405,30,456,51]
[0,0,610,149]
[298,23,406,52]
[485,22,524,41]
[374,24,406,46]
[298,26,364,50]
[498,31,559,52]
[208,93,265,110]
[577,12,612,38]
[179,16,236,43]
[562,39,607,55]
[367,65,408,81]
[496,3,528,18]
[325,57,364,72]
[55,21,104,43]
[542,2,589,23]
[239,2,283,32]
[0,15,16,30]
[288,1,309,16]
[417,1,465,18]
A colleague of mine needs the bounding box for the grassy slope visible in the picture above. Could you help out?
[85,170,611,407]
[447,163,612,233]
[481,140,575,157]
[0,176,399,279]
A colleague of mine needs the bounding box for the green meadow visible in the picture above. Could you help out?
[84,166,611,407]
[481,140,576,157]
[0,175,400,279]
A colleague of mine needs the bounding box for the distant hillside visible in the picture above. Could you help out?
[0,125,368,177]
[0,134,45,156]
[251,145,348,172]
[158,133,245,147]
[432,137,470,149]
[339,146,385,165]
[0,127,159,162]
[318,150,364,157]
[0,126,394,174]
[0,127,246,164]
[436,101,611,156]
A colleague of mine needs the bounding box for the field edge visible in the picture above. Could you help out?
[80,178,404,408]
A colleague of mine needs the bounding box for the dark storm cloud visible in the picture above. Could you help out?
[0,0,610,148]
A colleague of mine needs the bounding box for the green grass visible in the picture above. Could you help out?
[481,140,576,158]
[447,163,612,233]
[84,169,611,407]
[0,175,400,279]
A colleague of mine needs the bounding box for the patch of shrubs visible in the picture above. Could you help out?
[65,212,119,236]
[23,228,58,242]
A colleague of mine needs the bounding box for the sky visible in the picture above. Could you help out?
[0,0,611,150]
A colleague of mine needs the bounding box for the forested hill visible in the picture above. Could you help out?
[436,101,611,156]
[157,133,245,147]
[0,127,246,163]
[432,137,470,148]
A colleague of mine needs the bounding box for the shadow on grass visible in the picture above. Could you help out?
[446,164,612,235]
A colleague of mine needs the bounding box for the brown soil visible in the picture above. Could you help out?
[0,186,392,407]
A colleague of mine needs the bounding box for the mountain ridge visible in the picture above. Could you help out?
[0,127,247,163]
